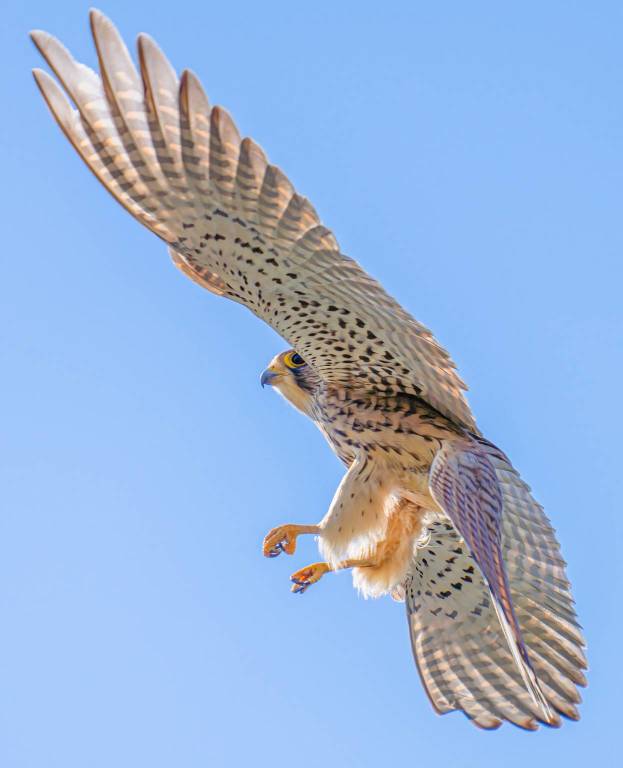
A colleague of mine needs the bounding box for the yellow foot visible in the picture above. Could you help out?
[263,524,300,558]
[290,562,330,594]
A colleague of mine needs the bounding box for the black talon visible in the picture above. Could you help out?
[267,541,286,558]
[291,577,311,594]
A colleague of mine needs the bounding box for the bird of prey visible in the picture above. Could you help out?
[31,10,586,730]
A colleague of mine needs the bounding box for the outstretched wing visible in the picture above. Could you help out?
[408,442,586,729]
[30,10,476,430]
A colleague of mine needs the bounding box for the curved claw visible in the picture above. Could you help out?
[289,562,330,595]
[263,525,300,558]
[291,578,310,595]
[267,542,285,558]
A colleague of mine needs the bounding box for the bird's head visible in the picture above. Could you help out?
[260,349,321,416]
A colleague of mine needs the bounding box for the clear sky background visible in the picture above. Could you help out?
[1,1,621,766]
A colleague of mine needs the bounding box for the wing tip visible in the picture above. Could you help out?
[88,7,107,24]
[449,703,569,731]
[89,7,116,42]
[31,67,53,99]
[136,30,160,61]
[29,29,51,53]
[31,66,47,82]
[31,67,68,120]
[471,716,504,731]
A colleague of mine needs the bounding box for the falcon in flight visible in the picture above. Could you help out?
[31,10,587,730]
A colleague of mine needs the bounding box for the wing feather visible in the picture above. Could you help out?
[406,447,586,729]
[428,443,531,664]
[31,10,476,430]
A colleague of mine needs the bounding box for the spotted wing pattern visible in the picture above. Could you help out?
[30,10,476,430]
[408,443,586,729]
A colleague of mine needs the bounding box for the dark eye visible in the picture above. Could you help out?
[284,351,306,369]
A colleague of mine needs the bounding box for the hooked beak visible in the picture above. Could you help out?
[260,368,280,388]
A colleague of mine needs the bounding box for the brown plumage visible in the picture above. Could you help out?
[31,10,586,730]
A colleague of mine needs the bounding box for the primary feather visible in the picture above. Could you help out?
[31,9,475,430]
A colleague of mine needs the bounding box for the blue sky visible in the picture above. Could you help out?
[1,1,621,765]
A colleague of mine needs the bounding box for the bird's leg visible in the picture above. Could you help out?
[290,556,378,594]
[262,524,321,558]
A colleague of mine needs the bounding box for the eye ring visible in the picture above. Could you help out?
[284,351,306,369]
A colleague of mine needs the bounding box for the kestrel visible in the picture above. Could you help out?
[31,10,587,730]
